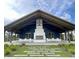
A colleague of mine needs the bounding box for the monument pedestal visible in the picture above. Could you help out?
[34,19,46,42]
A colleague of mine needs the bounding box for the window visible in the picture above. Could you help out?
[48,32,53,39]
[25,33,32,39]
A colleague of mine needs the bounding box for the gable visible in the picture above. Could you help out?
[4,10,75,33]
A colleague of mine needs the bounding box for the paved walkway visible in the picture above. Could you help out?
[5,57,75,59]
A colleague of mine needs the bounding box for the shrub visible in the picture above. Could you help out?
[58,44,65,47]
[22,43,26,46]
[71,51,75,55]
[68,48,75,54]
[64,44,75,55]
[20,43,26,47]
[4,44,9,48]
[10,45,17,51]
[69,44,75,47]
[4,47,11,55]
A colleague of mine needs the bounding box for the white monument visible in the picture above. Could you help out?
[34,19,46,42]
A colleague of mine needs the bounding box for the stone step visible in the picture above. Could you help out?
[29,54,44,56]
[46,54,60,57]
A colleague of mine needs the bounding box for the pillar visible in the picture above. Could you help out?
[8,32,10,42]
[62,33,65,40]
[4,30,6,41]
[15,33,17,40]
[60,33,62,40]
[66,32,69,41]
[64,32,66,40]
[71,31,73,41]
[68,31,71,42]
[13,32,16,40]
[9,32,13,43]
[6,31,9,41]
[63,33,65,40]
[72,30,75,41]
[17,34,19,40]
[69,31,74,41]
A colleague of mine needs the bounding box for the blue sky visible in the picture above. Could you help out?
[4,0,75,25]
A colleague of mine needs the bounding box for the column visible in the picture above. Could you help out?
[4,31,9,41]
[72,30,75,41]
[4,30,6,41]
[66,32,69,41]
[68,31,71,42]
[16,34,18,40]
[6,31,9,41]
[63,33,65,40]
[62,33,65,40]
[64,32,66,40]
[10,32,13,43]
[69,31,73,41]
[13,33,17,40]
[71,31,73,41]
[15,33,17,40]
[8,32,10,42]
[60,33,62,40]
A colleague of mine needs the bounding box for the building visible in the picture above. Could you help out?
[4,10,75,44]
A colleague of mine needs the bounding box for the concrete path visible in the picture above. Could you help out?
[4,57,75,59]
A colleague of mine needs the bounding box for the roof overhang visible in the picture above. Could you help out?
[4,10,75,33]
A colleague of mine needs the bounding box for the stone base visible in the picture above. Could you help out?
[33,39,46,42]
[4,40,74,45]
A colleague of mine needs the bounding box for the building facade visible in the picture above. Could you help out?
[4,10,75,43]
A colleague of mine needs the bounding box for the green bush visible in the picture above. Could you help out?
[69,44,75,47]
[10,45,17,51]
[63,44,75,55]
[67,47,75,55]
[22,43,26,46]
[58,44,65,47]
[4,45,18,56]
[4,47,11,55]
[4,44,9,48]
[20,43,26,47]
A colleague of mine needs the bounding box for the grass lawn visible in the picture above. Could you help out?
[4,44,75,57]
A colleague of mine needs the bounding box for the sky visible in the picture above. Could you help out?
[4,0,75,25]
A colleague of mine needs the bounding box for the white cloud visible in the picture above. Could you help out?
[36,0,58,12]
[4,0,38,22]
[55,0,74,15]
[48,0,58,12]
[4,0,21,21]
[61,12,71,20]
[4,6,20,20]
[36,0,74,17]
[60,12,73,23]
[4,0,75,25]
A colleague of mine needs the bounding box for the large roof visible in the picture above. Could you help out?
[4,10,75,33]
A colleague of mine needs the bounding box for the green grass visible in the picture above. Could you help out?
[4,44,29,56]
[4,44,75,57]
[12,46,28,55]
[55,44,75,57]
